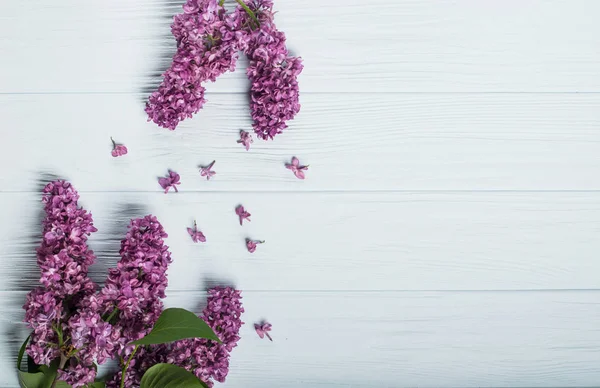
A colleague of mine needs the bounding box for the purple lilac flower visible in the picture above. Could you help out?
[285,156,308,180]
[24,181,99,367]
[58,361,97,388]
[113,286,244,388]
[68,311,118,365]
[58,308,121,387]
[235,205,251,225]
[245,238,264,253]
[159,170,181,193]
[37,180,98,297]
[188,221,207,243]
[199,160,217,180]
[97,215,173,356]
[254,321,273,341]
[146,0,248,130]
[22,287,62,365]
[237,0,303,140]
[237,130,253,151]
[111,137,128,157]
[167,286,244,386]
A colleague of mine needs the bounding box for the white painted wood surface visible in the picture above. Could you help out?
[2,93,599,192]
[2,290,600,387]
[2,0,600,93]
[0,0,598,386]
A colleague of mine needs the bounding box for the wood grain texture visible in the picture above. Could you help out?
[1,191,598,292]
[1,93,599,192]
[1,0,600,93]
[1,290,599,387]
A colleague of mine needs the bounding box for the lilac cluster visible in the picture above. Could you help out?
[53,310,120,387]
[180,286,244,385]
[54,215,172,387]
[22,288,62,365]
[96,215,173,355]
[241,0,303,139]
[146,0,246,130]
[22,181,176,387]
[36,180,98,298]
[22,180,248,387]
[23,181,98,367]
[110,286,244,388]
[146,0,303,139]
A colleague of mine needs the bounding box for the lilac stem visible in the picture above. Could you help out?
[50,354,68,388]
[234,0,259,27]
[120,345,140,388]
[104,307,119,323]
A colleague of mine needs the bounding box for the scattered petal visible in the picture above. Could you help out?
[246,239,264,253]
[237,130,254,151]
[235,205,251,226]
[200,160,217,180]
[110,137,128,157]
[285,157,308,180]
[254,321,272,341]
[158,170,181,193]
[187,221,206,243]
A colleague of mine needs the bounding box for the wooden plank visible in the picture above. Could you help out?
[2,191,599,292]
[1,0,600,93]
[2,290,599,386]
[1,93,599,192]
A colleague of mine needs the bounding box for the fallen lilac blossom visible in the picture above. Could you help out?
[246,239,264,253]
[159,170,181,193]
[285,156,308,179]
[200,160,217,180]
[111,137,128,157]
[188,221,207,243]
[235,205,251,225]
[254,321,273,341]
[237,130,253,151]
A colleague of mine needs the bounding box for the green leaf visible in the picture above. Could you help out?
[27,355,40,373]
[17,358,66,388]
[140,364,208,388]
[38,359,60,388]
[17,335,31,370]
[18,370,45,388]
[88,383,105,388]
[132,308,221,346]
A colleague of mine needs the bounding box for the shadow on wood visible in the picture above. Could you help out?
[138,0,181,103]
[88,203,149,286]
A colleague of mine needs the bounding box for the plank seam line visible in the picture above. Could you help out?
[2,190,600,194]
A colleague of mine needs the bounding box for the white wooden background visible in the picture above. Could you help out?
[1,0,600,386]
